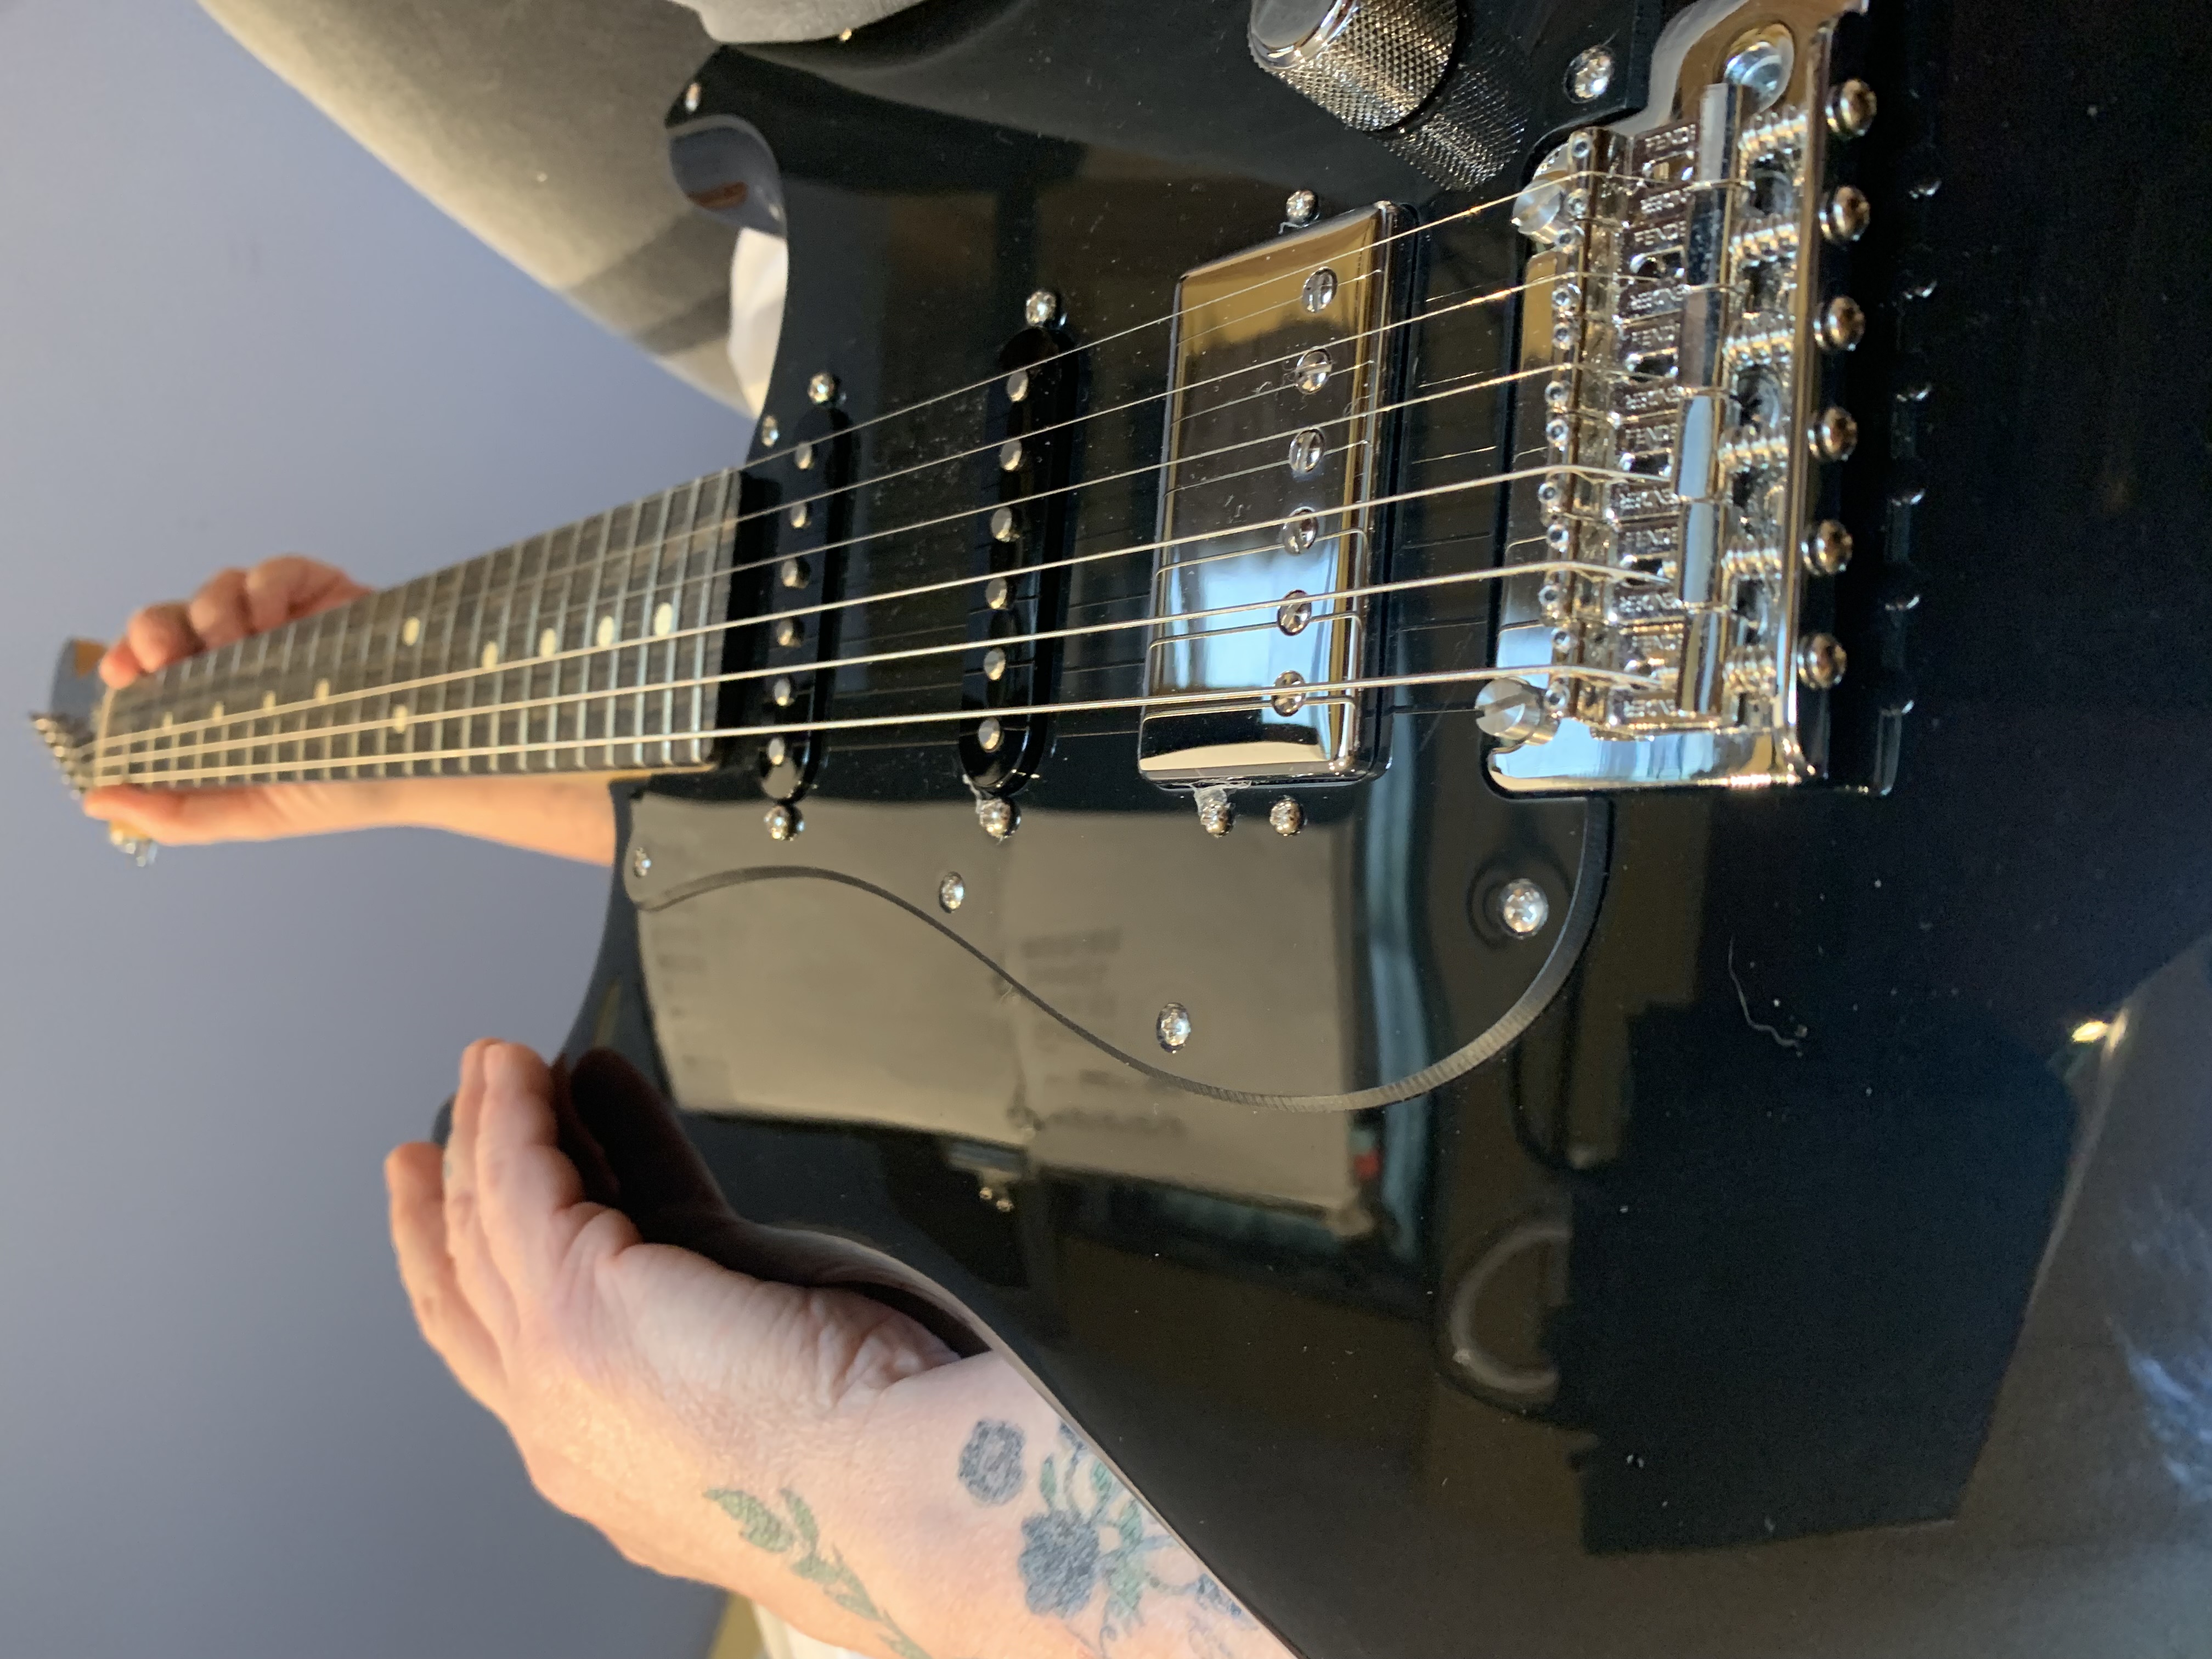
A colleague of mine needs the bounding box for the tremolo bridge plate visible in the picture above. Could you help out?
[1139,204,1406,786]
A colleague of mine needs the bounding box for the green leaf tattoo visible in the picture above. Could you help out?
[706,1485,934,1659]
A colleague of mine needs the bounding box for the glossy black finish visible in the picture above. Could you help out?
[572,0,2212,1653]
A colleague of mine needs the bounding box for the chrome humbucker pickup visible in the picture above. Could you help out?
[1488,7,1873,791]
[1139,203,1406,787]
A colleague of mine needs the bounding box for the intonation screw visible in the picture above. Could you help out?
[1284,189,1319,227]
[1803,520,1854,575]
[1497,878,1551,936]
[1817,295,1867,352]
[1796,633,1848,689]
[807,371,838,405]
[1810,407,1860,460]
[759,414,781,447]
[1156,1003,1193,1052]
[1023,289,1062,328]
[977,715,1005,753]
[1567,46,1615,103]
[629,845,652,878]
[938,872,966,912]
[1821,185,1871,244]
[682,81,702,113]
[1826,78,1878,139]
[765,804,799,841]
[1269,798,1305,837]
[977,798,1017,840]
[990,506,1019,543]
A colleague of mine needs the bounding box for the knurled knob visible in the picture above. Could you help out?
[1249,0,1459,133]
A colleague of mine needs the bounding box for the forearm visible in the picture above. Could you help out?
[710,1355,1291,1659]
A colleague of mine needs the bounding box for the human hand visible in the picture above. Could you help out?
[81,556,613,862]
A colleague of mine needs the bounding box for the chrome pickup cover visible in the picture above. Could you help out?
[1139,204,1406,787]
[1491,5,1869,791]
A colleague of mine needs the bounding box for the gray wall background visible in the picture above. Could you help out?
[0,2,746,1654]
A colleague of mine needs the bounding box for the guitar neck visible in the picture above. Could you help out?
[77,469,743,791]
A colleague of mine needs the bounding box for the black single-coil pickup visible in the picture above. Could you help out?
[960,326,1080,793]
[746,408,850,802]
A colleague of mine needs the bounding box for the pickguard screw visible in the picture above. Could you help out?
[765,804,800,840]
[1826,78,1878,139]
[1796,632,1848,689]
[1196,789,1234,837]
[977,797,1018,840]
[1269,798,1305,837]
[1284,188,1318,227]
[938,872,966,912]
[807,371,839,405]
[629,845,652,878]
[1497,878,1551,936]
[1567,46,1615,103]
[1156,1003,1193,1052]
[682,81,702,113]
[1024,289,1062,328]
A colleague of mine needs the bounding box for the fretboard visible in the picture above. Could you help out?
[90,469,741,788]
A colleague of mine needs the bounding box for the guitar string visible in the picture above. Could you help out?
[83,555,1648,777]
[86,659,1663,785]
[82,460,1641,778]
[100,349,1633,755]
[88,447,1635,765]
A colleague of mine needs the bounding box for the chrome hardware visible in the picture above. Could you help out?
[771,675,795,707]
[1567,45,1615,103]
[998,439,1024,471]
[1803,520,1853,575]
[1247,0,1456,133]
[765,803,799,840]
[1826,78,1877,139]
[1284,188,1319,227]
[1268,797,1305,837]
[982,647,1008,681]
[629,845,653,878]
[1023,288,1062,328]
[778,557,809,589]
[977,716,1005,753]
[1195,786,1235,837]
[1796,632,1847,689]
[787,501,810,529]
[976,797,1018,840]
[1816,294,1866,351]
[794,441,815,470]
[1141,205,1404,788]
[1820,184,1871,243]
[765,735,789,766]
[990,506,1019,542]
[1491,0,1873,794]
[758,414,781,447]
[682,81,702,113]
[985,577,1011,610]
[1005,368,1030,403]
[774,617,803,648]
[1496,878,1551,937]
[1155,1001,1194,1052]
[806,371,838,405]
[938,872,966,912]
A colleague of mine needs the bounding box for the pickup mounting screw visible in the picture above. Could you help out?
[765,803,799,840]
[1567,46,1615,102]
[1803,520,1854,575]
[1810,407,1860,461]
[1284,189,1318,227]
[1820,185,1871,244]
[807,371,839,405]
[1196,789,1234,837]
[1816,295,1866,351]
[938,872,966,912]
[629,845,652,878]
[1023,289,1062,328]
[1797,633,1848,689]
[977,798,1017,840]
[1826,78,1878,139]
[1497,878,1551,937]
[1156,1003,1193,1052]
[1269,798,1305,837]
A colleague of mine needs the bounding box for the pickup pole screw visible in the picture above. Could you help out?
[1826,78,1878,138]
[629,845,652,878]
[807,371,838,405]
[1024,289,1062,328]
[977,716,1005,753]
[771,675,795,707]
[765,804,799,841]
[780,557,809,588]
[682,81,702,112]
[1156,1003,1193,1052]
[1567,46,1615,102]
[1195,787,1234,837]
[998,439,1024,471]
[794,441,815,470]
[985,576,1012,610]
[775,617,802,647]
[787,501,810,529]
[1005,368,1030,403]
[977,798,1017,840]
[1284,189,1318,227]
[990,506,1019,542]
[1269,798,1305,837]
[1497,878,1551,937]
[1797,633,1848,689]
[765,735,788,767]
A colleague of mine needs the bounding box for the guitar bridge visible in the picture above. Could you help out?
[1138,203,1408,787]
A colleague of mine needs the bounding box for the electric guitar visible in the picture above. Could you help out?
[36,0,2212,1652]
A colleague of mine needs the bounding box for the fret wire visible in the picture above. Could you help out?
[488,541,518,776]
[517,534,549,774]
[641,482,681,770]
[577,514,610,774]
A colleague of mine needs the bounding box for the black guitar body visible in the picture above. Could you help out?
[556,1,2212,1653]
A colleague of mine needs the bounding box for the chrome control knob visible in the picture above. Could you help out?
[1249,0,1459,133]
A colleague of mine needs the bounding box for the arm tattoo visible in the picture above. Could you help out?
[707,1486,935,1659]
[959,1420,1260,1657]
